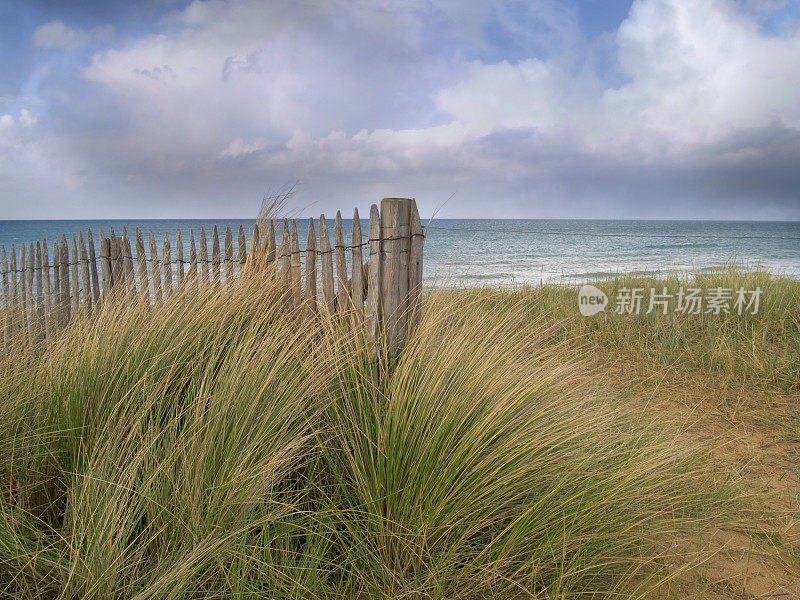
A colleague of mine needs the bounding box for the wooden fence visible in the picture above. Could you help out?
[0,198,424,354]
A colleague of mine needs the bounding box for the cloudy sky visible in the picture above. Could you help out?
[1,0,799,219]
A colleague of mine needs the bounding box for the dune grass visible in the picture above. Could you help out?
[1,268,791,598]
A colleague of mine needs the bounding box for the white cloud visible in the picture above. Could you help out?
[0,110,39,131]
[19,109,37,127]
[408,0,800,167]
[31,20,115,49]
[32,21,83,49]
[220,138,267,159]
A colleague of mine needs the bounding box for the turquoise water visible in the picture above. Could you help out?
[1,219,798,285]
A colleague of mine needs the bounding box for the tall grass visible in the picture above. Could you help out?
[525,268,800,392]
[0,271,741,598]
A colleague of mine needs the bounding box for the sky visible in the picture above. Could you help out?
[0,0,799,220]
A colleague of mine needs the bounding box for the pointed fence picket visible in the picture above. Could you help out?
[0,198,424,354]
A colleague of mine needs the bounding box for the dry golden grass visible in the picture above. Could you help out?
[0,267,796,599]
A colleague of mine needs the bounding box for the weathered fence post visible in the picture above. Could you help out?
[224,226,233,284]
[121,229,134,293]
[149,230,162,303]
[380,198,413,355]
[19,245,28,339]
[212,226,221,287]
[408,203,424,332]
[110,235,122,298]
[351,208,364,322]
[266,220,276,266]
[246,224,260,272]
[70,237,80,317]
[42,240,52,340]
[176,230,185,285]
[278,220,290,302]
[162,232,172,297]
[136,229,149,302]
[78,233,91,315]
[25,245,35,342]
[42,238,53,342]
[52,240,60,329]
[99,231,111,301]
[334,211,349,313]
[365,205,381,350]
[305,218,317,317]
[290,220,302,309]
[318,215,335,316]
[59,236,70,326]
[35,242,44,337]
[88,230,100,304]
[238,226,247,271]
[1,247,8,344]
[188,230,198,290]
[200,229,209,289]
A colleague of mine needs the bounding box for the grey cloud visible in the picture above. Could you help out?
[3,0,800,220]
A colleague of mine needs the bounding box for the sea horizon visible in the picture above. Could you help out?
[2,218,799,286]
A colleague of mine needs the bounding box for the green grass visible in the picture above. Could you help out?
[1,268,794,599]
[531,267,800,391]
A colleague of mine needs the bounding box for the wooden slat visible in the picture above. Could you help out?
[35,242,44,333]
[136,228,149,302]
[408,203,424,334]
[278,220,291,305]
[98,230,111,301]
[70,236,80,316]
[1,246,9,343]
[318,215,335,316]
[78,233,91,315]
[334,211,349,312]
[52,241,60,327]
[0,246,5,341]
[88,230,100,303]
[224,226,233,283]
[110,235,122,296]
[162,232,172,297]
[351,208,364,321]
[260,220,274,268]
[304,218,317,317]
[246,223,260,272]
[9,245,17,308]
[149,230,162,303]
[291,220,302,309]
[365,204,381,349]
[267,220,276,265]
[238,225,246,271]
[1,246,8,312]
[188,230,198,290]
[41,240,52,341]
[25,244,35,342]
[59,236,70,326]
[121,228,134,293]
[380,198,412,355]
[212,226,220,286]
[199,229,209,288]
[9,246,18,336]
[176,230,185,285]
[18,245,27,337]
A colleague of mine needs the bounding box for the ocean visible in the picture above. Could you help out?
[1,219,799,286]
